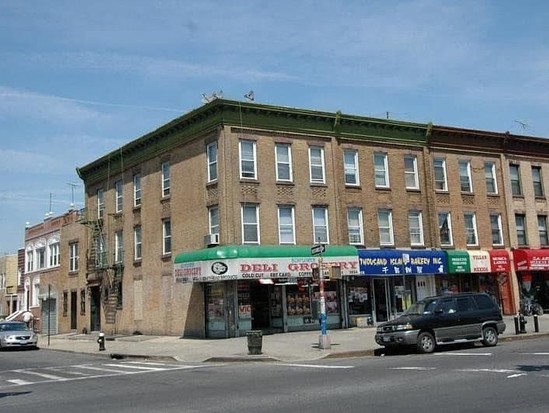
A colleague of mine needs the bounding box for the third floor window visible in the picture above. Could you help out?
[510,164,522,196]
[484,162,498,194]
[434,158,448,191]
[275,144,293,182]
[133,173,142,207]
[240,140,257,179]
[374,153,389,188]
[162,162,170,197]
[459,160,473,192]
[532,166,544,197]
[115,180,123,213]
[207,142,218,182]
[309,146,325,184]
[344,150,359,186]
[404,155,419,190]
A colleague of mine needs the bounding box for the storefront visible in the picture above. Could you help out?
[443,250,513,314]
[173,245,359,338]
[512,249,549,312]
[356,249,447,324]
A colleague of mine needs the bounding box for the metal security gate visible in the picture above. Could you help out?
[41,298,58,335]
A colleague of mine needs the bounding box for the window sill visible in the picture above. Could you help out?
[161,195,171,203]
[133,259,142,267]
[375,186,391,192]
[161,253,172,261]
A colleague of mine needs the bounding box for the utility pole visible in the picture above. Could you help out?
[314,242,331,349]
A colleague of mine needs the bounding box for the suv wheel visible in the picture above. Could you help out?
[482,326,498,347]
[417,332,435,353]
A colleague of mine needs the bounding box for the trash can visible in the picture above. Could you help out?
[246,330,263,355]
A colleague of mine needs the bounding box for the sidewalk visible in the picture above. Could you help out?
[37,315,549,363]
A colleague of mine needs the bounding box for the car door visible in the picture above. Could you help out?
[456,296,481,339]
[432,297,459,342]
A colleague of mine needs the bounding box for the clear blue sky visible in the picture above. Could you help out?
[1,0,549,254]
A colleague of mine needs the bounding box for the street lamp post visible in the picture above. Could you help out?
[318,247,331,350]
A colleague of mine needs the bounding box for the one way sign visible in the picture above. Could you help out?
[311,244,325,255]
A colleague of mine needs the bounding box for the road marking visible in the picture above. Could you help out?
[7,379,34,386]
[103,363,165,371]
[13,370,69,381]
[507,373,527,379]
[435,352,492,356]
[390,367,437,371]
[275,363,354,369]
[519,353,549,356]
[458,368,517,374]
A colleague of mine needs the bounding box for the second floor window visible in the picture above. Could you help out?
[115,180,123,213]
[115,231,123,263]
[377,209,394,246]
[347,207,364,245]
[37,247,46,269]
[404,155,419,190]
[490,213,503,246]
[344,150,359,186]
[97,189,104,219]
[532,166,544,197]
[26,250,33,272]
[374,153,389,188]
[408,211,424,246]
[242,204,259,244]
[133,173,142,207]
[163,219,172,255]
[69,242,79,272]
[538,215,548,246]
[278,205,295,244]
[162,162,170,197]
[240,140,257,179]
[484,162,498,194]
[438,212,453,246]
[309,146,325,184]
[275,144,293,182]
[464,212,478,246]
[515,214,527,246]
[459,160,473,192]
[209,206,219,236]
[434,158,448,191]
[510,164,522,196]
[48,242,60,267]
[207,142,218,182]
[134,226,142,260]
[312,206,329,244]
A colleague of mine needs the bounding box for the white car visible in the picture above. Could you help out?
[0,321,39,350]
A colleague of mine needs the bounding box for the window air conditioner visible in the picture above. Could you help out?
[204,233,219,247]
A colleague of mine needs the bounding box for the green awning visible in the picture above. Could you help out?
[445,250,471,273]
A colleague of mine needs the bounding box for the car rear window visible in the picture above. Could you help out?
[473,294,496,310]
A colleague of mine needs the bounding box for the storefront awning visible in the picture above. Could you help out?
[513,249,549,271]
[358,249,446,276]
[173,245,359,283]
[446,250,511,273]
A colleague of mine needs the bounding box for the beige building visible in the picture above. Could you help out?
[0,253,19,317]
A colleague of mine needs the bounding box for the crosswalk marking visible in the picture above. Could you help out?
[7,379,34,386]
[102,363,165,371]
[435,352,493,356]
[275,363,354,369]
[13,370,70,381]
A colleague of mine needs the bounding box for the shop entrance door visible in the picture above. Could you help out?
[372,278,390,323]
[250,282,270,329]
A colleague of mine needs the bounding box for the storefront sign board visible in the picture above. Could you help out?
[358,249,446,276]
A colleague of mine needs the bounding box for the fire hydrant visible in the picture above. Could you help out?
[97,332,106,351]
[519,314,527,334]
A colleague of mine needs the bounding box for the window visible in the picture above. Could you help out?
[309,146,325,184]
[275,144,293,182]
[532,166,544,197]
[69,242,79,272]
[490,213,503,246]
[134,226,142,260]
[438,212,453,246]
[404,155,419,190]
[240,140,257,179]
[37,247,46,269]
[48,242,60,267]
[374,153,389,188]
[209,206,219,236]
[162,219,171,255]
[97,189,104,219]
[378,209,394,246]
[347,207,364,245]
[32,281,40,307]
[434,158,448,191]
[63,291,68,316]
[464,213,478,246]
[515,214,527,246]
[484,162,498,194]
[344,150,359,186]
[80,289,86,315]
[312,207,329,243]
[114,231,123,263]
[96,235,106,267]
[538,215,548,246]
[408,211,424,246]
[162,162,170,197]
[242,205,259,244]
[207,142,218,182]
[133,173,142,207]
[459,160,473,192]
[115,180,123,213]
[278,206,295,244]
[26,250,33,272]
[510,164,522,196]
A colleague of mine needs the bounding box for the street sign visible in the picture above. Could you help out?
[311,244,325,255]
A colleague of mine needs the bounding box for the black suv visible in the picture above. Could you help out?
[375,292,506,353]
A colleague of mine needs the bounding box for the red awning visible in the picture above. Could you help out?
[489,249,511,273]
[513,249,549,271]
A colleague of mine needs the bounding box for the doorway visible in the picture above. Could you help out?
[90,286,101,332]
[372,278,390,323]
[250,282,270,329]
[70,290,77,330]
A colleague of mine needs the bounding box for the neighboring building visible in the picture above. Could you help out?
[0,253,19,317]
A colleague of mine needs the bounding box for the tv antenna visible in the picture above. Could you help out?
[514,120,528,131]
[67,183,79,208]
[201,90,223,104]
[244,90,254,101]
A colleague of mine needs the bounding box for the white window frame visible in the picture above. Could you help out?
[374,152,390,188]
[209,206,219,236]
[241,204,260,244]
[162,219,171,255]
[404,155,419,190]
[309,146,326,184]
[278,205,296,244]
[134,226,142,260]
[133,173,142,207]
[408,211,424,246]
[434,158,448,191]
[484,162,498,194]
[207,142,218,182]
[69,242,79,272]
[538,215,548,246]
[312,206,329,244]
[344,150,359,186]
[459,160,473,193]
[32,280,40,307]
[464,212,478,246]
[161,162,170,197]
[377,209,394,246]
[26,250,33,272]
[97,189,104,219]
[490,213,503,246]
[114,231,124,263]
[438,212,453,246]
[48,242,60,267]
[347,207,364,245]
[239,140,257,179]
[37,247,46,269]
[115,180,123,213]
[275,144,293,182]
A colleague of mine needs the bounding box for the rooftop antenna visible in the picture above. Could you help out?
[244,90,254,101]
[45,192,53,218]
[67,183,79,209]
[514,120,528,131]
[201,90,223,104]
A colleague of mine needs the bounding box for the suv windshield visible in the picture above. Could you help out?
[404,298,438,315]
